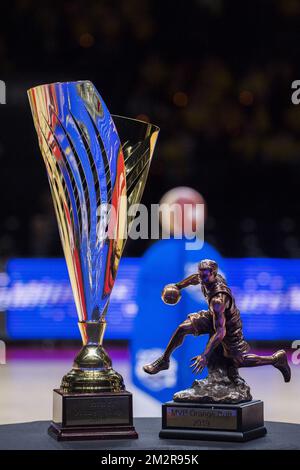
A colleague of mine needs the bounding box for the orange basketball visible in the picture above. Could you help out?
[161,284,181,305]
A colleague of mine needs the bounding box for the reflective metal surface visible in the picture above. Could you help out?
[28,81,159,392]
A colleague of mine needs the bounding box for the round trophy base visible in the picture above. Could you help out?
[61,344,125,393]
[61,368,125,393]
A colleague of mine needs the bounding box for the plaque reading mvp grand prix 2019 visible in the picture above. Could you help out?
[166,406,238,430]
[161,401,265,441]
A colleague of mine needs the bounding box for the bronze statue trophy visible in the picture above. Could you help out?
[144,259,291,442]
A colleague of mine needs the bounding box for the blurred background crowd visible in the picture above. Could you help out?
[1,0,300,262]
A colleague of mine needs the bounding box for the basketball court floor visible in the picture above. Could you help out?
[0,345,298,425]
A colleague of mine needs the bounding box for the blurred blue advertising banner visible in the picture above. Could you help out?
[1,253,300,342]
[4,258,139,340]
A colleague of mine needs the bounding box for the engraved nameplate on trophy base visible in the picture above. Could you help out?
[49,390,137,441]
[160,400,267,442]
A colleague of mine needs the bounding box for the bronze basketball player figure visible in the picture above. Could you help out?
[144,259,291,400]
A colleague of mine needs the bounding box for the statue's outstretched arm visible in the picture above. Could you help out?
[175,274,199,290]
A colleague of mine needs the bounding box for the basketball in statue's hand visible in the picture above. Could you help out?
[161,284,181,305]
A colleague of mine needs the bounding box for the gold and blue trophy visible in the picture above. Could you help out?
[28,81,159,440]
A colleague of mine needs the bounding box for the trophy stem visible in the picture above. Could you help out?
[78,319,106,346]
[61,321,125,393]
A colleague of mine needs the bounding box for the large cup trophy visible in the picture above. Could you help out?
[28,81,159,440]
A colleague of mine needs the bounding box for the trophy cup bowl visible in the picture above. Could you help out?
[28,80,159,440]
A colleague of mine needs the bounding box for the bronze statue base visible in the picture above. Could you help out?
[174,344,252,404]
[48,389,138,441]
[173,368,252,404]
[160,400,266,442]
